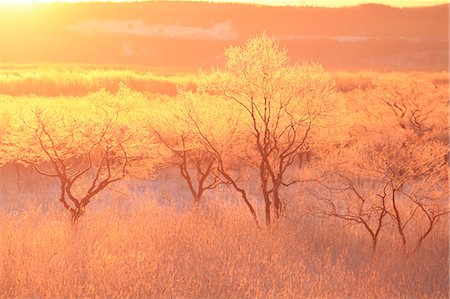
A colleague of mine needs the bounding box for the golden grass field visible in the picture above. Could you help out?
[0,65,448,96]
[1,196,448,298]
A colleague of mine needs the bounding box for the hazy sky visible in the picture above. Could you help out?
[197,0,448,6]
[0,0,448,6]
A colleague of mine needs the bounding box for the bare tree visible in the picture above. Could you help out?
[371,75,447,140]
[17,88,155,222]
[154,131,223,207]
[150,98,226,208]
[182,92,259,225]
[313,134,448,254]
[199,34,341,225]
[310,176,389,254]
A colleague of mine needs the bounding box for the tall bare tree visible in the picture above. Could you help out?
[199,34,341,225]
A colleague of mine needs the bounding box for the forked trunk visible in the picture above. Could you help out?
[70,207,85,224]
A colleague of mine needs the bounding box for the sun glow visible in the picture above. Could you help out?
[0,0,447,6]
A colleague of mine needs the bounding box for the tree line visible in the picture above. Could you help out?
[0,35,448,255]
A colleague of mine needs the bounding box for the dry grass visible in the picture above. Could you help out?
[0,65,198,97]
[332,71,449,92]
[1,195,448,299]
[1,65,447,98]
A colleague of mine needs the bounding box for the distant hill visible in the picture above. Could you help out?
[0,2,448,70]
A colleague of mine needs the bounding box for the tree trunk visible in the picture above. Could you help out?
[371,236,378,255]
[260,163,271,226]
[272,182,282,219]
[192,194,201,209]
[391,190,407,249]
[70,207,85,224]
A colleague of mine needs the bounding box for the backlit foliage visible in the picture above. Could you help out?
[199,34,344,225]
[0,34,448,298]
[2,85,162,221]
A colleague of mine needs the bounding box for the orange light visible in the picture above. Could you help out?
[0,0,448,7]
